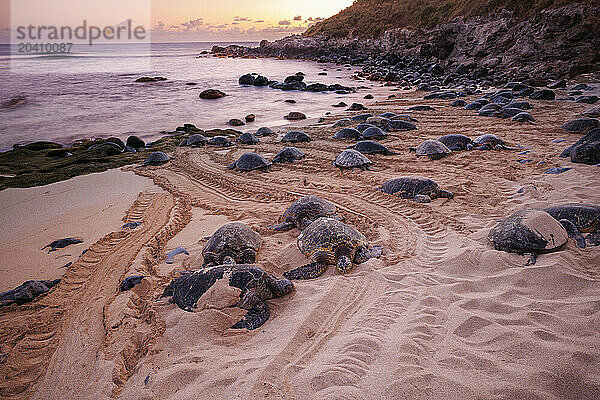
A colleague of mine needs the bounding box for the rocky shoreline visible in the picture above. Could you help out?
[213,4,599,85]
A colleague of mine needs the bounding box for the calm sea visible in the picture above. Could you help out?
[0,42,367,151]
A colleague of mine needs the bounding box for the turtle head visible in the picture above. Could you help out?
[222,255,236,265]
[266,274,294,298]
[438,190,454,199]
[298,217,313,230]
[354,245,382,263]
[336,255,352,274]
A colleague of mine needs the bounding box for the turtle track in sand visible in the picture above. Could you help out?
[0,192,188,399]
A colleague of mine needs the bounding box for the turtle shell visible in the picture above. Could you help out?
[333,149,372,169]
[297,217,368,265]
[357,123,376,133]
[208,136,234,147]
[272,147,305,163]
[384,120,417,132]
[165,265,264,312]
[282,131,311,143]
[512,112,535,122]
[351,140,394,155]
[180,134,208,147]
[378,176,442,199]
[365,117,389,128]
[360,126,387,140]
[229,153,271,171]
[144,151,170,166]
[202,223,262,265]
[560,118,599,133]
[545,203,600,233]
[489,209,568,253]
[473,134,506,146]
[416,140,452,159]
[333,128,361,140]
[256,127,275,136]
[280,196,337,229]
[437,134,473,151]
[238,132,259,144]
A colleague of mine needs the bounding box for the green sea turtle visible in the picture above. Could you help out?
[437,134,473,151]
[162,265,293,330]
[488,209,568,265]
[238,132,259,145]
[472,134,511,150]
[202,222,262,266]
[269,196,339,232]
[208,136,234,147]
[256,127,275,136]
[333,149,372,170]
[512,112,535,123]
[560,118,599,133]
[180,134,208,147]
[283,217,382,280]
[360,126,388,140]
[348,140,399,155]
[282,131,311,143]
[228,153,271,171]
[412,139,452,160]
[378,176,453,203]
[144,152,171,166]
[1,279,61,307]
[544,203,600,248]
[333,128,362,140]
[272,147,305,163]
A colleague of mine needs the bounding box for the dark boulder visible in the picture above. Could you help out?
[253,75,269,86]
[200,89,227,99]
[239,74,255,85]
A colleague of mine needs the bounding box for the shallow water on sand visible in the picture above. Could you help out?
[0,42,373,151]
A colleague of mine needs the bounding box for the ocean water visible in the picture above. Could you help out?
[0,42,369,151]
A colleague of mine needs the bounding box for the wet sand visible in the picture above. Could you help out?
[1,86,600,399]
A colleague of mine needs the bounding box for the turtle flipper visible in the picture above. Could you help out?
[586,232,600,246]
[283,262,327,280]
[559,219,586,249]
[413,195,432,203]
[269,222,295,232]
[524,252,538,266]
[231,301,270,330]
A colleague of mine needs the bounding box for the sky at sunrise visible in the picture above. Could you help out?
[0,0,354,42]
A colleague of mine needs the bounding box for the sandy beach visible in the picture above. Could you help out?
[1,86,600,399]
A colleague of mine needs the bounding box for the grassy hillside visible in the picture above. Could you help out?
[305,0,596,38]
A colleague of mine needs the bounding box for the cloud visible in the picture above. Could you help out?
[255,20,265,23]
[181,18,205,31]
[153,20,165,32]
[153,17,309,41]
[233,16,250,22]
[293,15,302,21]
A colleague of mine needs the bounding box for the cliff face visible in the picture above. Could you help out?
[214,3,599,79]
[303,0,599,38]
